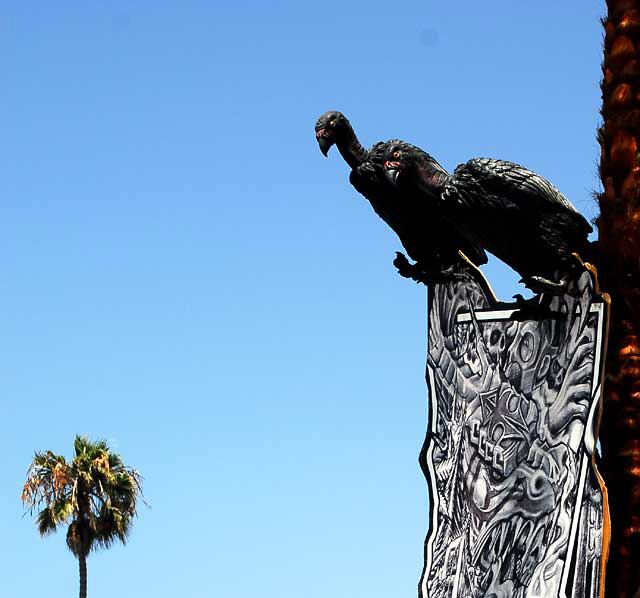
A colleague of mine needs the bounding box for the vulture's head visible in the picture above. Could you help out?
[315,111,351,156]
[383,141,449,196]
[382,142,414,186]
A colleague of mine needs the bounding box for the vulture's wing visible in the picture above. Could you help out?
[450,158,592,234]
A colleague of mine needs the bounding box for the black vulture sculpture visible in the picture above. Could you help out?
[315,112,486,282]
[383,142,593,294]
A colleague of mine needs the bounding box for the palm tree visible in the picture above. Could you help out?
[22,436,144,598]
[598,1,640,595]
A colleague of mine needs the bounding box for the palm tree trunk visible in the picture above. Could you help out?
[597,1,640,596]
[78,553,87,598]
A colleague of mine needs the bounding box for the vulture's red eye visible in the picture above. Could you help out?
[393,151,400,159]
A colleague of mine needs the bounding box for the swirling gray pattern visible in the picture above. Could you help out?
[420,265,608,598]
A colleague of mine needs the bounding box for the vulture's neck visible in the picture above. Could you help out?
[337,127,368,170]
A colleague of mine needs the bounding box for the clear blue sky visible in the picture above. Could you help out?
[3,2,603,597]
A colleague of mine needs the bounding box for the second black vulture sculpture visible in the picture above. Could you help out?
[315,111,486,282]
[383,142,593,294]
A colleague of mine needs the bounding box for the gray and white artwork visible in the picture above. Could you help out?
[420,264,609,598]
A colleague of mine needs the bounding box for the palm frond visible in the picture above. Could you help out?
[66,520,94,558]
[35,496,74,536]
[93,504,131,550]
[22,451,71,512]
[36,507,59,536]
[73,436,88,457]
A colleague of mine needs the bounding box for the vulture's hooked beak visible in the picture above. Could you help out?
[384,161,401,186]
[315,129,334,156]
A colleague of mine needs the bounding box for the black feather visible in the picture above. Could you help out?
[440,158,592,281]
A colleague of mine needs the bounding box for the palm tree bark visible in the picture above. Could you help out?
[79,553,87,598]
[598,1,640,596]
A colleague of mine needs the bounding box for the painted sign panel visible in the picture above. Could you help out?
[420,264,609,598]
